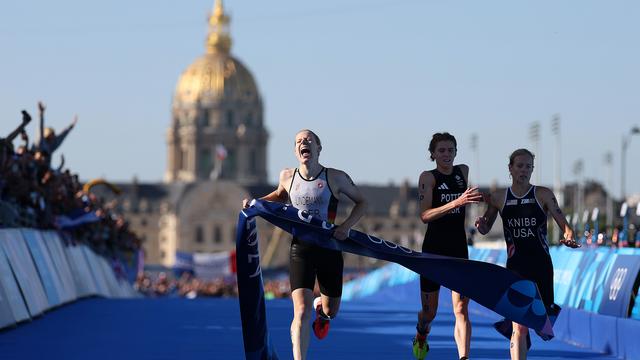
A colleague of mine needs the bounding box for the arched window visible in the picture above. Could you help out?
[214,225,222,243]
[226,110,234,127]
[195,226,204,243]
[201,108,210,126]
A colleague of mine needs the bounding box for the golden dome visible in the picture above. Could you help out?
[174,54,259,105]
[173,0,260,105]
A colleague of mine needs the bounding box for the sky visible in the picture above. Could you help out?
[1,0,639,201]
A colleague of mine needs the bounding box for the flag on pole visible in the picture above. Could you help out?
[210,144,228,180]
[215,144,228,161]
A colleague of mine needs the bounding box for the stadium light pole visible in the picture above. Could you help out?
[469,133,479,228]
[551,115,562,243]
[604,152,614,229]
[573,159,584,230]
[621,126,640,200]
[470,133,479,185]
[530,122,541,184]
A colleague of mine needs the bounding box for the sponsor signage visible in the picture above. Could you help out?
[598,255,640,317]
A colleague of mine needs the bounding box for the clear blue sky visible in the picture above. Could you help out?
[1,0,639,200]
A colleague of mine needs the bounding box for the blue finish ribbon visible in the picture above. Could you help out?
[236,200,553,359]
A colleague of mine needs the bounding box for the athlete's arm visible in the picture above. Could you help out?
[327,169,367,240]
[418,165,482,224]
[242,168,293,208]
[475,191,502,235]
[537,187,580,248]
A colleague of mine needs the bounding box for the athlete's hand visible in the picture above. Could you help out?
[559,228,580,248]
[475,216,490,235]
[560,238,581,248]
[241,198,252,209]
[456,186,483,207]
[332,224,351,241]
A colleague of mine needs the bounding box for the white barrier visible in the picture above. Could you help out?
[0,242,29,326]
[0,229,49,316]
[0,228,139,330]
[65,244,99,297]
[21,229,64,308]
[41,231,77,303]
[83,246,114,298]
[96,256,124,298]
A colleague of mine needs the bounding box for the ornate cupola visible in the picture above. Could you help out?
[166,0,268,185]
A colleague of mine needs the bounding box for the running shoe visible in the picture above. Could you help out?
[312,297,330,339]
[412,331,429,359]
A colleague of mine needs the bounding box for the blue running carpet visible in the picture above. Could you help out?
[0,292,621,360]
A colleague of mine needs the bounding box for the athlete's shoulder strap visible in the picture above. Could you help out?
[524,185,535,198]
[500,187,511,212]
[288,168,299,195]
[532,186,546,213]
[453,165,467,182]
[324,167,338,198]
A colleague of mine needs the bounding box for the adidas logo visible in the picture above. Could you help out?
[437,183,449,190]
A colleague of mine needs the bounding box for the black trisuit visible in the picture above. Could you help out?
[421,165,468,292]
[288,167,343,297]
[499,186,554,307]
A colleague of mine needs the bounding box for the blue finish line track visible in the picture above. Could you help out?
[0,290,618,360]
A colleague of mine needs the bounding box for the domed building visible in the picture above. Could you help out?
[166,0,268,185]
[104,0,274,268]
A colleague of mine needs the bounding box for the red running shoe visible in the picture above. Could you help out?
[312,297,330,339]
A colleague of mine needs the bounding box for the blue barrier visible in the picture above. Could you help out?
[546,247,640,319]
[343,245,640,358]
[342,263,418,301]
[468,246,640,319]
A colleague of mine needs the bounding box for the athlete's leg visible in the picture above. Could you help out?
[510,323,528,360]
[291,288,314,360]
[413,289,438,359]
[317,293,341,318]
[451,291,471,359]
[418,289,439,333]
[289,241,317,359]
[315,249,343,319]
[313,248,343,339]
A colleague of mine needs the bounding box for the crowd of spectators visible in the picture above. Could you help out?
[0,104,141,257]
[135,271,253,298]
[579,224,639,248]
[134,270,366,299]
[135,272,238,298]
